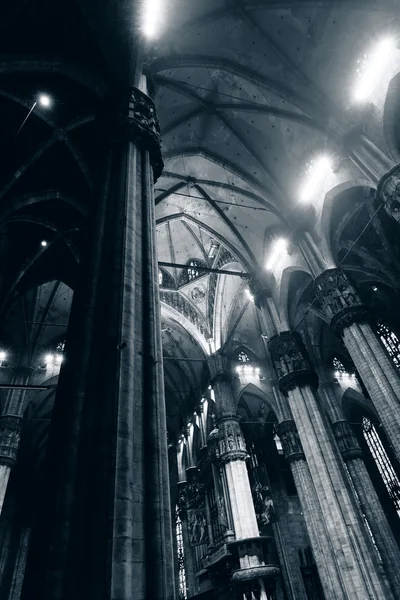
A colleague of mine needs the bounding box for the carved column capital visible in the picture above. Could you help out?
[249,272,274,308]
[217,417,248,464]
[0,415,23,468]
[332,420,362,461]
[104,87,163,181]
[314,268,368,334]
[377,163,400,223]
[275,420,305,462]
[267,331,318,394]
[207,352,231,381]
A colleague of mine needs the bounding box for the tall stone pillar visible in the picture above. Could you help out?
[267,331,391,599]
[318,377,400,597]
[314,267,400,462]
[274,419,344,599]
[0,417,22,514]
[21,87,175,600]
[208,355,280,600]
[250,276,392,599]
[0,366,32,514]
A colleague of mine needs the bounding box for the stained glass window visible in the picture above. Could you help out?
[176,506,187,599]
[238,351,250,363]
[333,357,347,373]
[332,356,357,383]
[188,261,200,281]
[377,323,400,370]
[362,417,400,518]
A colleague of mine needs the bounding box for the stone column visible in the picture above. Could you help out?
[0,367,33,514]
[267,331,391,599]
[21,87,175,600]
[318,378,400,598]
[8,529,31,600]
[274,419,344,599]
[377,163,400,223]
[314,267,400,462]
[0,416,22,514]
[209,355,280,600]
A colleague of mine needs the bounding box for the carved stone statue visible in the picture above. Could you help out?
[377,165,400,223]
[187,509,209,546]
[314,268,367,334]
[268,332,317,393]
[275,420,304,462]
[217,418,247,463]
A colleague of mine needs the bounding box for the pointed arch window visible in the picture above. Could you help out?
[237,350,250,363]
[362,417,400,517]
[377,323,400,370]
[332,357,347,374]
[178,259,206,286]
[187,261,200,281]
[175,506,187,599]
[332,356,358,384]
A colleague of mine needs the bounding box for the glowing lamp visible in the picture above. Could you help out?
[38,94,51,108]
[0,352,6,361]
[45,354,54,364]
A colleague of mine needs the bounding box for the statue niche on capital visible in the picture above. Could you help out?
[316,271,359,320]
[274,344,309,380]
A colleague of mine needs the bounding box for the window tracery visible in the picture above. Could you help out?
[237,350,250,363]
[187,261,200,281]
[175,506,187,599]
[362,417,400,517]
[332,357,347,374]
[178,260,206,286]
[377,323,400,370]
[332,356,357,382]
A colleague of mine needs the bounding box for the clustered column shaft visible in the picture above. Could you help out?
[210,366,280,600]
[267,331,390,599]
[20,87,175,600]
[319,379,400,598]
[314,268,400,462]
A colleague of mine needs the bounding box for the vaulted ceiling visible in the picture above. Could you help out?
[0,0,400,439]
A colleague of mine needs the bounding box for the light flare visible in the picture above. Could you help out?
[299,156,332,203]
[353,37,396,103]
[266,238,288,270]
[142,0,163,38]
